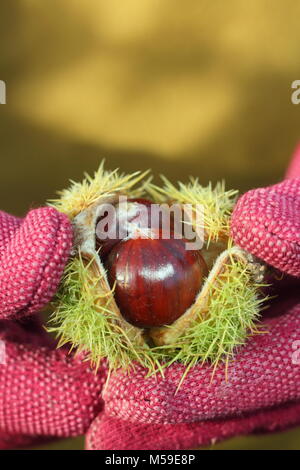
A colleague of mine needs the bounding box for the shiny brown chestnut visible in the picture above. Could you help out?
[104,229,208,328]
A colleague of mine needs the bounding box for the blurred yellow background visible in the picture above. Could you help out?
[1,0,300,449]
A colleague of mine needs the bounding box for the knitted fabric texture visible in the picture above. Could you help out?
[231,178,300,276]
[99,296,300,422]
[0,207,73,320]
[87,401,300,450]
[0,340,106,437]
[86,147,300,450]
[0,432,51,450]
[0,207,107,447]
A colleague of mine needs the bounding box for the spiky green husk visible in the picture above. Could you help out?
[49,161,267,374]
[49,161,150,218]
[146,177,238,242]
[48,255,160,373]
[153,252,266,370]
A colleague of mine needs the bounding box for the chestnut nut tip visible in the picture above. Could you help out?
[96,198,154,260]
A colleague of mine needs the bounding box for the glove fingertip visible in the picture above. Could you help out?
[0,207,73,319]
[231,180,300,277]
[25,207,73,315]
[286,142,300,179]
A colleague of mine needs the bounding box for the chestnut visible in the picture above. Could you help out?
[104,229,208,328]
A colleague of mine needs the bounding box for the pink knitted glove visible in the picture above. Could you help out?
[0,207,106,448]
[86,146,300,450]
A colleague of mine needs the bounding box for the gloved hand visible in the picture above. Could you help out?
[2,146,300,451]
[0,207,107,449]
[85,145,300,450]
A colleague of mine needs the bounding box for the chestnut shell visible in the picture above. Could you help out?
[104,233,208,328]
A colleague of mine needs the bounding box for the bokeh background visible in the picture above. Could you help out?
[1,0,300,449]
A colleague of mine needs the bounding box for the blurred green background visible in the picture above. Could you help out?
[1,0,300,450]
